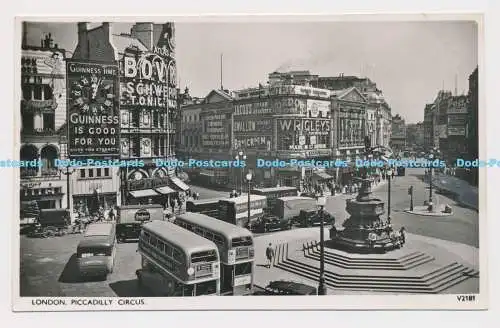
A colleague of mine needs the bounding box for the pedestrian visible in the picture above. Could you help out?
[399,227,406,245]
[108,207,115,221]
[265,243,275,268]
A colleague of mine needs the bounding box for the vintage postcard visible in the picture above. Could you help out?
[12,15,486,311]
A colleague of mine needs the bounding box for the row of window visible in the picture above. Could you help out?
[22,84,53,101]
[79,168,111,179]
[175,220,225,247]
[141,230,185,263]
[21,112,55,132]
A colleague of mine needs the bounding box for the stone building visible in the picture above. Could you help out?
[20,29,68,215]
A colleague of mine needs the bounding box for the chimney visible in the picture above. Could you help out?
[22,22,27,47]
[77,22,90,58]
[131,23,154,50]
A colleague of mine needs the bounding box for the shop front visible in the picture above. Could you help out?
[20,181,65,211]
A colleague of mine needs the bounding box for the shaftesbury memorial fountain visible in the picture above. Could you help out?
[329,137,404,253]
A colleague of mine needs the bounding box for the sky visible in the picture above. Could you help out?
[24,20,478,124]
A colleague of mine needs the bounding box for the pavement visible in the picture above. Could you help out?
[404,205,453,217]
[428,173,479,210]
[252,227,479,294]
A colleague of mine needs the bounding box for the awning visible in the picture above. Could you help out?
[129,189,159,198]
[314,171,333,180]
[155,186,176,195]
[170,177,190,191]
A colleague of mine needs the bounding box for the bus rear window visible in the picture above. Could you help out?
[231,236,253,247]
[191,250,218,263]
[77,246,112,258]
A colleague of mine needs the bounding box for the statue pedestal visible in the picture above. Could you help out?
[330,178,402,253]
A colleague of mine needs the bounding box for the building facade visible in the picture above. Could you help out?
[390,114,406,154]
[423,104,435,151]
[177,89,234,187]
[406,122,425,151]
[446,95,468,161]
[71,22,184,209]
[20,31,68,216]
[466,67,478,185]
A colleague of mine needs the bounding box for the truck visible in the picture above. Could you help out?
[116,204,165,242]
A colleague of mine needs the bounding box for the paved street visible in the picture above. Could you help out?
[20,168,478,296]
[324,168,479,248]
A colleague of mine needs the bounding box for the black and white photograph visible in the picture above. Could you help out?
[13,16,484,310]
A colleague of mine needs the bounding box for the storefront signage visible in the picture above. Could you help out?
[234,120,272,132]
[294,86,330,98]
[66,60,119,160]
[234,136,271,150]
[447,97,468,114]
[234,101,272,115]
[128,178,153,191]
[448,127,466,136]
[271,98,306,114]
[120,51,177,109]
[306,100,330,118]
[134,208,151,221]
[288,144,328,150]
[269,85,330,98]
[202,113,231,148]
[278,118,331,133]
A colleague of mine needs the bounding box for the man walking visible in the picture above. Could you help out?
[266,243,275,268]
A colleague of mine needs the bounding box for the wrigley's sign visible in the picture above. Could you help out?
[278,118,331,132]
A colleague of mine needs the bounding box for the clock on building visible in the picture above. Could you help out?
[70,75,114,115]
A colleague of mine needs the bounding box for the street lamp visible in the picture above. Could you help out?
[316,195,327,295]
[387,168,392,223]
[246,172,252,226]
[59,166,75,211]
[239,151,247,194]
[428,149,435,204]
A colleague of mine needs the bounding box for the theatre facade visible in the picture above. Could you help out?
[179,84,368,189]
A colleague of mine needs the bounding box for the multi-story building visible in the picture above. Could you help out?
[390,114,406,154]
[311,74,392,149]
[406,122,425,151]
[466,67,478,185]
[71,22,184,208]
[446,95,468,161]
[423,104,435,150]
[20,30,69,215]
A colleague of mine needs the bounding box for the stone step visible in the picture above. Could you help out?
[284,257,467,287]
[285,243,473,284]
[276,260,476,293]
[305,241,424,263]
[307,248,435,270]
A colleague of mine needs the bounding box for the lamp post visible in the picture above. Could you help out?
[246,172,252,226]
[316,195,327,295]
[387,168,392,223]
[239,151,247,194]
[60,166,75,211]
[428,149,435,203]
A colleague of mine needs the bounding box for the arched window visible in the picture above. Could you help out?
[20,145,39,177]
[40,145,58,175]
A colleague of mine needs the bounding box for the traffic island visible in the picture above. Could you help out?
[404,205,453,217]
[328,178,404,254]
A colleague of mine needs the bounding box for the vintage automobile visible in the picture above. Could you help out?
[263,280,318,295]
[248,213,290,233]
[296,209,335,227]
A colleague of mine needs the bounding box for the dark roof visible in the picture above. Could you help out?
[142,221,218,253]
[175,212,253,239]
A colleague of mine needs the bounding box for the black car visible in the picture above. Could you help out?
[297,209,335,227]
[248,214,290,233]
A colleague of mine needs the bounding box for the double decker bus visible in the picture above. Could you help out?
[136,220,220,296]
[252,186,298,212]
[218,194,266,228]
[186,198,224,218]
[174,212,254,295]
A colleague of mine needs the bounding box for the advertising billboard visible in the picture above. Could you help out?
[202,113,231,148]
[306,99,330,118]
[66,60,119,159]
